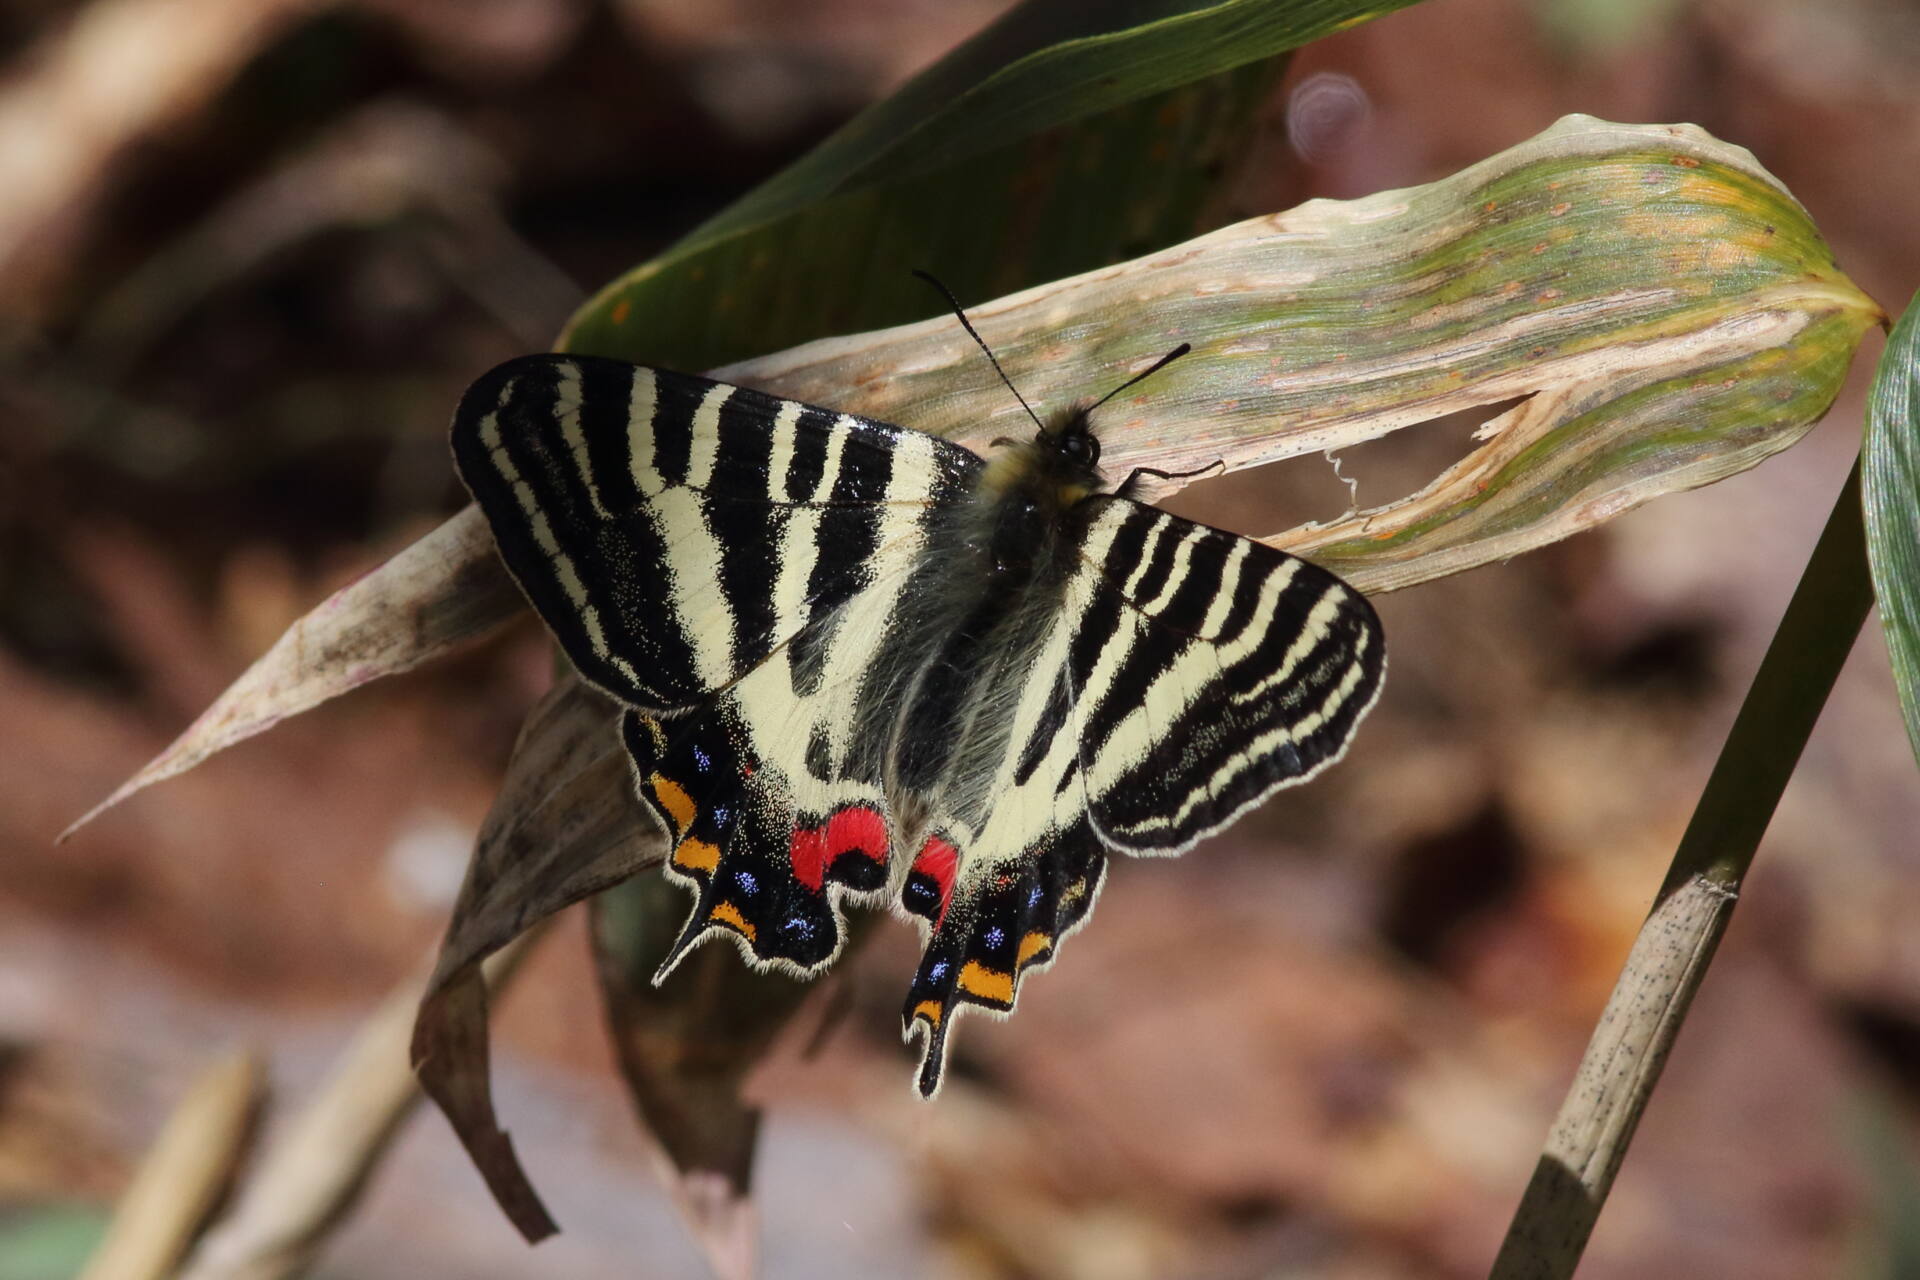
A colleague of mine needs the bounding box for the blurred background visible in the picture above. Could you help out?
[4,0,1920,1276]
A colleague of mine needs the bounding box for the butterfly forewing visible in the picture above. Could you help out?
[1070,498,1385,852]
[452,351,1384,1100]
[451,354,980,712]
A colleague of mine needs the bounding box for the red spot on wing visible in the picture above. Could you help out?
[826,806,887,863]
[913,836,959,925]
[790,824,828,891]
[792,805,889,892]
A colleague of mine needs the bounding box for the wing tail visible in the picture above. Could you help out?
[899,821,1108,1096]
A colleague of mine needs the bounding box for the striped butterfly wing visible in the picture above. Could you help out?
[1072,499,1385,850]
[898,495,1384,1094]
[455,353,1384,1096]
[453,355,979,711]
[453,355,983,973]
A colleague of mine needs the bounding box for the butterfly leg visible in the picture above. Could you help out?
[1112,458,1225,501]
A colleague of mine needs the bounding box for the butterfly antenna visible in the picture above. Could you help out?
[912,269,1046,433]
[1089,342,1192,411]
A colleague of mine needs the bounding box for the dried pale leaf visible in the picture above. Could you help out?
[729,116,1879,590]
[74,116,1877,829]
[587,881,881,1272]
[411,674,662,1241]
[78,1048,265,1280]
[62,506,519,839]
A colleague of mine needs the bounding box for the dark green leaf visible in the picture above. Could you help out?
[1863,290,1920,773]
[559,0,1425,369]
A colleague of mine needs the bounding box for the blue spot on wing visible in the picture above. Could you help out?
[735,870,759,895]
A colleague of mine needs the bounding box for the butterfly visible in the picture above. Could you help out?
[450,297,1385,1096]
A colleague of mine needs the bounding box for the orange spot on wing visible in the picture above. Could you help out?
[912,999,943,1028]
[709,901,755,941]
[650,774,696,834]
[673,838,720,875]
[958,962,1013,1006]
[1016,932,1053,968]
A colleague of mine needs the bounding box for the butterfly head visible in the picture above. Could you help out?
[982,404,1107,509]
[1035,404,1107,499]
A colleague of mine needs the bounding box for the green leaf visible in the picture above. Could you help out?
[558,0,1425,369]
[0,1206,108,1280]
[1863,289,1920,773]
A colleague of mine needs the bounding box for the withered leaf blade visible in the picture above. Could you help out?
[62,506,521,840]
[72,117,1880,831]
[588,879,883,1276]
[410,673,663,1242]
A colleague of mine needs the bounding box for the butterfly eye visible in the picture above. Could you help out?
[1060,430,1098,466]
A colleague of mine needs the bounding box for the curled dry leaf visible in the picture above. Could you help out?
[584,877,882,1276]
[732,116,1879,591]
[410,673,659,1242]
[70,116,1877,837]
[61,506,521,840]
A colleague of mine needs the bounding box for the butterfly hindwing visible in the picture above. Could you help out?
[900,818,1107,1095]
[627,702,896,977]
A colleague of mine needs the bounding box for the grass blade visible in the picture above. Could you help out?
[1864,290,1920,772]
[1490,459,1875,1278]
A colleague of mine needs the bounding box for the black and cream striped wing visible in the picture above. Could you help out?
[898,496,1383,1094]
[1069,498,1384,851]
[451,354,980,714]
[453,354,983,976]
